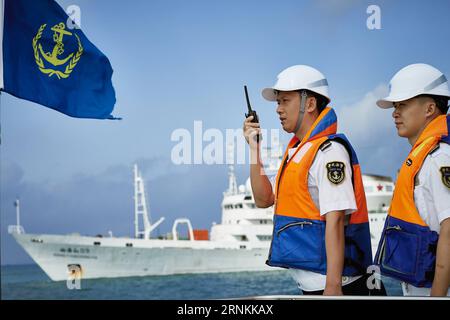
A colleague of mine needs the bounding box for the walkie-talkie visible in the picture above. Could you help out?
[244,85,262,143]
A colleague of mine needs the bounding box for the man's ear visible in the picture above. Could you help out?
[424,99,437,118]
[306,96,317,113]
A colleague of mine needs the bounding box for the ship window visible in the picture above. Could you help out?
[240,245,246,249]
[60,248,66,252]
[94,242,101,246]
[126,243,133,247]
[234,203,243,209]
[244,195,252,200]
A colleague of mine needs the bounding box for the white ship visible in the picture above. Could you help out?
[9,144,393,282]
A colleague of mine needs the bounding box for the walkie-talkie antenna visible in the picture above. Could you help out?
[243,85,261,143]
[244,85,252,113]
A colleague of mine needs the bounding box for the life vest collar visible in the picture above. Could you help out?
[412,115,449,151]
[287,107,338,159]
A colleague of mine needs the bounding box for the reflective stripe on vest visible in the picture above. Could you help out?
[375,114,449,287]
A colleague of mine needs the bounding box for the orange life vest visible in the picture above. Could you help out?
[375,114,450,287]
[266,107,372,276]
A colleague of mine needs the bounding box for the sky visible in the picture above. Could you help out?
[1,0,450,265]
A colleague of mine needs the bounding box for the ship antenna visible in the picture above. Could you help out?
[226,143,237,195]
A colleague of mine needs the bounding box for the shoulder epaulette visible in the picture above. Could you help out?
[319,140,332,152]
[429,144,440,155]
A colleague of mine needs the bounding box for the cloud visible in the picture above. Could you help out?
[337,84,410,178]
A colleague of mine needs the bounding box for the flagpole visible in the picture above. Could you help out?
[0,91,2,145]
[0,0,4,145]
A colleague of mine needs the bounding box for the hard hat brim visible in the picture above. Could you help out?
[262,88,278,101]
[376,92,422,109]
[377,89,450,109]
[376,98,396,109]
[262,87,332,105]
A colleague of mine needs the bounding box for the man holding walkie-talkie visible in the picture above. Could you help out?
[243,65,380,296]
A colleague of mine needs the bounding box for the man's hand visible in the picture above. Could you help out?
[243,115,274,208]
[323,285,343,296]
[431,217,450,297]
[243,115,261,150]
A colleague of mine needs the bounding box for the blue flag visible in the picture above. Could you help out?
[1,0,118,119]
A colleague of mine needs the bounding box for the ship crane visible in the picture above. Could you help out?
[133,164,164,239]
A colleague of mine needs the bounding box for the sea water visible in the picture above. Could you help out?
[1,264,403,300]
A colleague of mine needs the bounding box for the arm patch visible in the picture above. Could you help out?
[326,161,346,185]
[440,166,450,189]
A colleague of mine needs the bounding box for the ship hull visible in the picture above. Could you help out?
[12,212,386,282]
[12,233,274,281]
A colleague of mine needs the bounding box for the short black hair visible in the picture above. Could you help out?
[417,94,449,114]
[300,90,329,114]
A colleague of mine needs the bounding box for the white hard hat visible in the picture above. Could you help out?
[262,65,330,104]
[377,63,450,109]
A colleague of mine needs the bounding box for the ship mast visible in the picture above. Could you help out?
[133,164,164,239]
[225,143,237,195]
[8,199,25,234]
[15,199,20,228]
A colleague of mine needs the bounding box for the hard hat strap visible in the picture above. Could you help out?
[294,90,308,134]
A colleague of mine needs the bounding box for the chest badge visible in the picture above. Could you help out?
[326,161,345,185]
[440,167,450,189]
